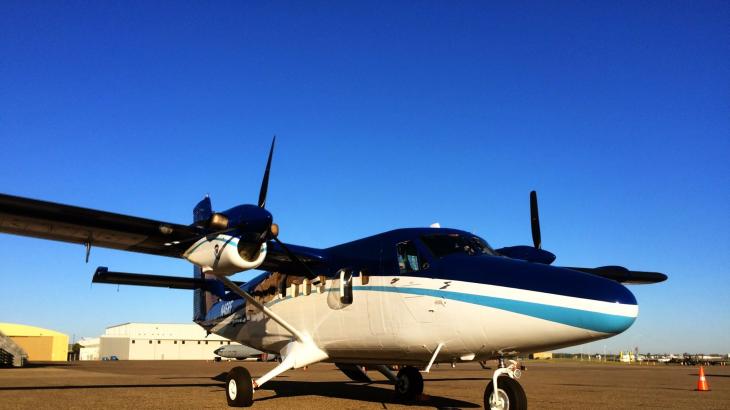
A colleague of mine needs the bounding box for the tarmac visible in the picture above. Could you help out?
[0,360,728,409]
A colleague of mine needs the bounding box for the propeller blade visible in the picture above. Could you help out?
[258,136,276,208]
[530,190,541,249]
[272,236,320,284]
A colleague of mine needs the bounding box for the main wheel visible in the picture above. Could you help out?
[226,366,254,407]
[484,376,527,410]
[394,366,424,399]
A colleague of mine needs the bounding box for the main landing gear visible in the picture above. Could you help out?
[226,367,254,407]
[484,359,527,410]
[394,366,424,399]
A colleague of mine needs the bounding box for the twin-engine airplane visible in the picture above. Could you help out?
[0,139,666,410]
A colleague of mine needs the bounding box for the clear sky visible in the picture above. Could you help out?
[1,2,727,354]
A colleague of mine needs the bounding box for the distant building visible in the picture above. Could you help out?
[97,323,240,360]
[78,337,100,361]
[619,351,635,363]
[529,352,553,359]
[0,323,68,362]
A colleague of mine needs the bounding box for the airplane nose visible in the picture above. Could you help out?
[593,277,638,335]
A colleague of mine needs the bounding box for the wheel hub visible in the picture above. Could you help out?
[396,377,409,394]
[489,388,509,410]
[228,379,238,400]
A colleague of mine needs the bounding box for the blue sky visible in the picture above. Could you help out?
[1,2,727,354]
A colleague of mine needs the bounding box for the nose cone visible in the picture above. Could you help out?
[484,256,640,334]
[561,269,638,335]
[597,278,638,335]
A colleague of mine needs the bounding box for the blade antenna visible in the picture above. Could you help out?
[530,190,541,249]
[258,136,276,208]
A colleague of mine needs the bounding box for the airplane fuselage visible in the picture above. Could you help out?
[202,228,638,365]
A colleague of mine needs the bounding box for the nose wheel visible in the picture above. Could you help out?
[394,366,424,400]
[226,366,254,407]
[484,359,527,410]
[484,376,526,410]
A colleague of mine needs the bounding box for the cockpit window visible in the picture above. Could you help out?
[421,234,496,258]
[396,240,426,273]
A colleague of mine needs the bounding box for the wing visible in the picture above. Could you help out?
[563,265,667,284]
[0,193,202,257]
[259,240,329,276]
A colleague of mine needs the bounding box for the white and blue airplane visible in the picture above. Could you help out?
[0,139,666,409]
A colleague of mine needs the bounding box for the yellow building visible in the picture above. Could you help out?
[0,323,68,361]
[530,352,553,359]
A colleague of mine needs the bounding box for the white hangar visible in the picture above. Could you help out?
[96,322,239,360]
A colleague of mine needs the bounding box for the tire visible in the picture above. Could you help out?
[394,366,424,399]
[484,376,527,410]
[226,366,254,407]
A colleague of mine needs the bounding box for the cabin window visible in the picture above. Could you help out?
[396,240,426,273]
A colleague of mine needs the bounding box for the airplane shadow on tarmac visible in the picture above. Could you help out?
[209,373,480,408]
[0,383,223,391]
[251,380,480,408]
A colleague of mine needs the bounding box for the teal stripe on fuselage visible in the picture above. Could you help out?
[353,285,635,334]
[260,285,635,334]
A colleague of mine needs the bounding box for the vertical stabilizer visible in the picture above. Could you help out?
[192,196,222,323]
[193,196,212,226]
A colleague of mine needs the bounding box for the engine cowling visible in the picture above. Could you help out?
[183,234,267,276]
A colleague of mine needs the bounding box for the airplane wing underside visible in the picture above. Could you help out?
[0,193,201,257]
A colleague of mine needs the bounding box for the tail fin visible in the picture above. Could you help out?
[192,196,224,323]
[193,196,212,227]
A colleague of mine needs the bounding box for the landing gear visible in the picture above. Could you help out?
[226,366,254,407]
[394,366,423,399]
[484,359,527,410]
[484,376,526,410]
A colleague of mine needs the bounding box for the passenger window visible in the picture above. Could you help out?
[396,241,426,273]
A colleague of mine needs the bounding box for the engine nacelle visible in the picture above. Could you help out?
[183,235,267,276]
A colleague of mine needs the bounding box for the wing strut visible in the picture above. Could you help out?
[216,275,328,390]
[216,276,306,343]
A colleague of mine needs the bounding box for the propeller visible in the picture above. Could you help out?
[530,190,541,249]
[494,190,555,264]
[249,137,320,283]
[258,136,275,208]
[187,137,320,284]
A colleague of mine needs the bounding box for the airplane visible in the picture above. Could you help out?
[214,344,275,361]
[0,138,667,409]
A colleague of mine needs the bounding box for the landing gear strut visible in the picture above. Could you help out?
[394,366,423,399]
[484,359,526,410]
[226,367,254,407]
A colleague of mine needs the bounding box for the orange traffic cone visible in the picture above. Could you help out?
[696,366,710,391]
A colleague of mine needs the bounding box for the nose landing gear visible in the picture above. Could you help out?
[484,359,526,410]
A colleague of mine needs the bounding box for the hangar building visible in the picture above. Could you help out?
[0,323,68,362]
[78,337,100,361]
[98,323,239,360]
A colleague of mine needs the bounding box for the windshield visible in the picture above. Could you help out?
[421,233,496,258]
